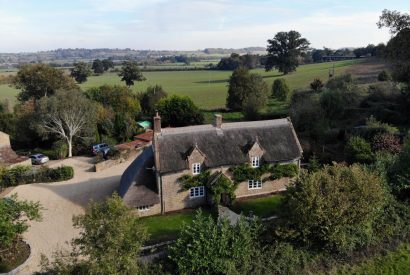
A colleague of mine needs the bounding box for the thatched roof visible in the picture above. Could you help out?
[119,146,159,207]
[155,118,302,174]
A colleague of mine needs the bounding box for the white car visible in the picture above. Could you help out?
[29,154,49,165]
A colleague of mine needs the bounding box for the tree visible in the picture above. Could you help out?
[319,89,345,118]
[272,78,290,101]
[156,95,204,127]
[372,133,402,154]
[36,90,96,157]
[345,136,374,164]
[281,164,388,253]
[377,9,410,35]
[102,59,114,71]
[139,85,168,115]
[41,194,147,274]
[310,78,324,92]
[118,61,146,87]
[13,64,77,101]
[86,85,141,141]
[265,30,310,74]
[92,59,105,74]
[169,210,262,274]
[226,67,269,113]
[0,194,41,249]
[70,62,92,83]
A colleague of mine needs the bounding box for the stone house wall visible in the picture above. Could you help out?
[134,203,161,217]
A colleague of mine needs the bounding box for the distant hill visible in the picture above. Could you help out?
[0,47,267,66]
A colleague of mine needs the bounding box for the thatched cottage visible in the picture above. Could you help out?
[119,114,302,216]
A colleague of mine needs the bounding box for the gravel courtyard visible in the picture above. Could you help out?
[7,157,134,274]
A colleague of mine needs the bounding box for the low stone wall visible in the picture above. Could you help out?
[94,147,144,172]
[3,242,32,275]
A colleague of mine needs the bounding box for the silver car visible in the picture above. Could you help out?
[30,154,49,165]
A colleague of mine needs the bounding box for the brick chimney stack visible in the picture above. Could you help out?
[214,114,222,129]
[154,112,161,133]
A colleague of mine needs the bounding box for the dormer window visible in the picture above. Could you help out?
[192,163,201,175]
[251,156,260,168]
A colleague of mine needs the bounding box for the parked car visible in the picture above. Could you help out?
[92,143,110,155]
[29,154,49,165]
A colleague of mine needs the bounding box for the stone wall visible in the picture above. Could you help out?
[94,147,144,172]
[0,131,10,148]
[235,177,289,199]
[134,203,161,217]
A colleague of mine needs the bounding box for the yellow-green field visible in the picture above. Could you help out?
[0,60,359,109]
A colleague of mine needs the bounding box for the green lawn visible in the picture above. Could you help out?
[231,194,284,218]
[141,208,211,243]
[0,60,359,110]
[334,243,410,275]
[0,84,18,106]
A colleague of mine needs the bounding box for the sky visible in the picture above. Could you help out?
[0,0,408,53]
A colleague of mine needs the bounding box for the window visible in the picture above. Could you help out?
[251,156,260,168]
[192,163,201,175]
[190,186,205,198]
[248,180,262,190]
[137,205,150,212]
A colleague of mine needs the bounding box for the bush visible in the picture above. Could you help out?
[272,78,290,101]
[0,165,74,189]
[345,136,374,164]
[319,89,345,118]
[378,70,391,81]
[271,163,299,179]
[52,140,68,159]
[372,133,402,154]
[326,74,354,91]
[281,164,388,254]
[310,78,324,92]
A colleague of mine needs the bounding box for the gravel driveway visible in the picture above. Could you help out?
[7,156,134,274]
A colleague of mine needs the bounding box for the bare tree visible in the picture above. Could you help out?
[36,90,96,157]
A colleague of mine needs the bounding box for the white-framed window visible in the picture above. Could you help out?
[192,163,201,175]
[137,205,150,212]
[251,156,260,168]
[190,186,205,198]
[248,180,262,190]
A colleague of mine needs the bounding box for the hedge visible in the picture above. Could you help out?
[0,165,74,189]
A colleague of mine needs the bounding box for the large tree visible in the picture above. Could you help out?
[156,95,204,127]
[13,64,77,101]
[118,61,146,87]
[92,59,105,74]
[265,30,310,74]
[226,67,269,114]
[139,85,168,115]
[36,90,96,157]
[70,62,92,84]
[102,59,114,71]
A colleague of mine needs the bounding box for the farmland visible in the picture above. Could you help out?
[0,60,359,110]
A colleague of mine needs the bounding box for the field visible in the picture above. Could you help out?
[0,60,359,110]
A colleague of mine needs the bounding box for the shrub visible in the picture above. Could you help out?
[372,133,402,154]
[378,70,391,81]
[310,78,324,92]
[272,78,290,101]
[345,136,374,164]
[325,74,354,91]
[271,163,299,179]
[262,242,308,275]
[281,164,388,253]
[52,140,68,159]
[319,89,345,118]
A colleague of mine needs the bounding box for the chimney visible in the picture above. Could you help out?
[214,114,222,129]
[154,112,161,133]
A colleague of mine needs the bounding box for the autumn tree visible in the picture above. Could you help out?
[70,62,92,83]
[265,31,310,74]
[36,90,96,157]
[13,64,77,101]
[118,61,146,87]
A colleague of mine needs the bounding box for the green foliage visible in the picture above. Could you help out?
[139,85,168,115]
[366,116,399,134]
[262,242,308,275]
[168,210,262,275]
[271,163,299,179]
[345,136,374,164]
[230,163,270,183]
[0,165,74,189]
[70,62,92,84]
[308,154,321,172]
[156,95,204,127]
[209,174,237,205]
[319,89,345,118]
[378,70,391,81]
[178,170,211,190]
[118,61,146,87]
[13,63,78,102]
[102,59,114,71]
[52,140,68,159]
[310,78,324,92]
[0,194,41,249]
[226,67,269,113]
[92,59,105,74]
[72,193,147,274]
[265,30,310,74]
[281,164,388,254]
[325,74,354,91]
[272,78,290,101]
[387,148,410,200]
